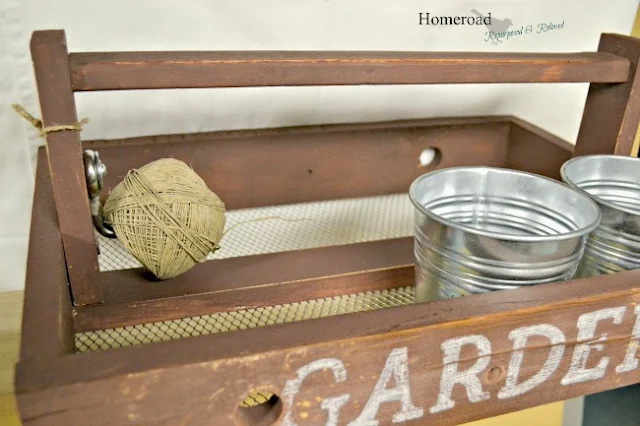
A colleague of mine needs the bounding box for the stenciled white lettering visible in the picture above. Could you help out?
[278,305,638,424]
[430,335,492,414]
[348,347,423,425]
[562,307,626,385]
[498,324,565,399]
[616,305,640,373]
[282,358,350,426]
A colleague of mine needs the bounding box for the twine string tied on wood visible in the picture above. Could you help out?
[12,104,88,137]
[220,216,312,239]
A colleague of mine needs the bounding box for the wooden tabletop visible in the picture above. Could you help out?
[0,291,22,426]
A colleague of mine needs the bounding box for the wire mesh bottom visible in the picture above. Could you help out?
[241,392,276,409]
[75,286,414,353]
[76,286,415,407]
[96,193,413,271]
[82,194,416,407]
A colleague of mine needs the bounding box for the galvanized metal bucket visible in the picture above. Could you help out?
[409,167,601,302]
[561,155,640,278]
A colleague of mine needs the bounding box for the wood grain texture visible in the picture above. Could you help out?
[75,238,415,331]
[574,33,640,157]
[0,291,24,426]
[2,290,566,426]
[86,118,511,210]
[21,29,640,426]
[15,269,640,426]
[71,117,576,331]
[0,291,564,426]
[460,403,563,426]
[30,30,101,305]
[19,149,74,361]
[0,291,23,396]
[506,117,573,180]
[68,51,630,90]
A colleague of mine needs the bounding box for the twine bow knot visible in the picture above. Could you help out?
[12,104,88,137]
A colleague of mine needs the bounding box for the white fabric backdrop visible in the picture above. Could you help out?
[0,0,638,291]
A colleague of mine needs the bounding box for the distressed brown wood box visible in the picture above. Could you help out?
[16,30,640,426]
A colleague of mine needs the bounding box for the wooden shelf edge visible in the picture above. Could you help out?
[67,48,631,91]
[15,269,640,425]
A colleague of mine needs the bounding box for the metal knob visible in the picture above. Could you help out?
[83,149,116,239]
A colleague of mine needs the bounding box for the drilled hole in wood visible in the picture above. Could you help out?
[485,365,505,384]
[419,147,442,167]
[236,392,283,426]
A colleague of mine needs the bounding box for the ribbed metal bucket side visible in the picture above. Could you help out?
[413,226,586,299]
[561,155,640,278]
[575,221,640,278]
[410,167,600,301]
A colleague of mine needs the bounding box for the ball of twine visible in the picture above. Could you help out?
[103,158,226,280]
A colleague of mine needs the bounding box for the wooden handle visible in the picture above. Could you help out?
[68,50,631,91]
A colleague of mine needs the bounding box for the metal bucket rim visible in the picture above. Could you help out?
[560,154,640,217]
[409,166,601,243]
